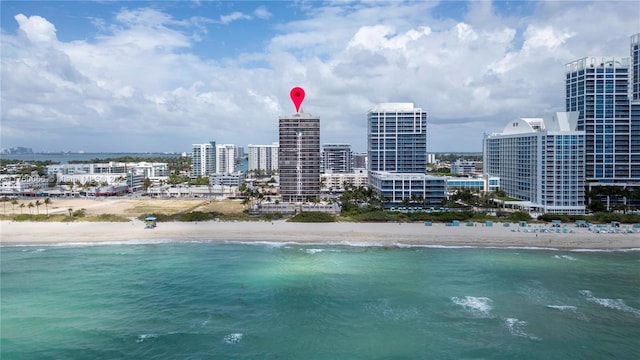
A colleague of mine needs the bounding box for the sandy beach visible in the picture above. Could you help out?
[1,220,638,250]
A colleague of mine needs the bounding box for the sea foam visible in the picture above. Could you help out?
[224,333,243,344]
[451,296,493,317]
[580,290,640,316]
[504,318,540,340]
[136,334,158,343]
[554,254,577,261]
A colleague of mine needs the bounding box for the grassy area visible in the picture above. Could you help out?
[288,211,336,222]
[7,213,130,222]
[124,200,204,216]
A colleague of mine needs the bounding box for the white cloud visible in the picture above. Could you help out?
[1,1,638,152]
[522,25,574,51]
[14,14,57,43]
[219,11,252,25]
[254,6,272,20]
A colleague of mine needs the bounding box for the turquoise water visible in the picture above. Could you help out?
[1,243,639,359]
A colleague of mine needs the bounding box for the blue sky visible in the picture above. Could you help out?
[1,1,639,153]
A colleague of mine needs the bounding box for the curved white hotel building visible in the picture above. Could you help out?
[483,112,585,214]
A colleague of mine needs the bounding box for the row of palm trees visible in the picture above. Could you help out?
[1,197,52,216]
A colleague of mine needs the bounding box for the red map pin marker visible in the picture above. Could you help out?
[290,87,305,112]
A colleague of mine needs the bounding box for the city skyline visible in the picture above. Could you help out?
[1,1,638,153]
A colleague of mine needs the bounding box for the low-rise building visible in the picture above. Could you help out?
[210,173,245,187]
[451,160,477,175]
[321,170,368,193]
[368,171,446,207]
[445,176,500,193]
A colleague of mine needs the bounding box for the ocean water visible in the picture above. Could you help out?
[1,242,639,359]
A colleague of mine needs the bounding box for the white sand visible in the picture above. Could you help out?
[1,220,638,250]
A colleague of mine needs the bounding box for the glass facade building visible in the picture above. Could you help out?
[483,113,585,214]
[368,173,446,207]
[367,103,446,206]
[278,113,321,203]
[367,103,427,173]
[632,33,640,101]
[565,54,639,182]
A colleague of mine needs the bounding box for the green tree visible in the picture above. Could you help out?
[28,202,34,214]
[35,200,42,215]
[11,199,18,215]
[143,178,152,190]
[44,198,52,215]
[19,203,25,214]
[1,196,8,214]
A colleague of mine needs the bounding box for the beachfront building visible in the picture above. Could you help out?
[321,169,368,194]
[368,103,427,173]
[192,142,216,178]
[0,175,50,195]
[565,34,640,209]
[248,143,279,174]
[565,56,637,182]
[216,144,237,174]
[367,103,440,206]
[321,144,353,174]
[483,112,585,214]
[368,172,446,207]
[445,176,500,193]
[633,33,640,101]
[278,112,321,203]
[45,162,161,192]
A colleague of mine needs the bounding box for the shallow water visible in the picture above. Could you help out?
[1,243,639,359]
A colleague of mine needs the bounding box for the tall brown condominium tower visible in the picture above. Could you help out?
[278,112,321,203]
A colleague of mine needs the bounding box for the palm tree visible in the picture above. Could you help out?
[28,202,34,214]
[19,203,25,214]
[11,199,18,215]
[68,208,73,217]
[1,196,8,214]
[35,200,42,215]
[44,198,51,216]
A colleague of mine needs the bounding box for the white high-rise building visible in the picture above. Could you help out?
[191,142,216,178]
[216,144,237,174]
[368,103,427,173]
[248,143,279,174]
[483,112,585,214]
[322,143,352,174]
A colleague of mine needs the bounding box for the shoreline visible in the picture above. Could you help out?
[1,220,638,250]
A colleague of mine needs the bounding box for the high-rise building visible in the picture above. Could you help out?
[565,57,635,182]
[367,103,445,207]
[566,34,640,184]
[483,112,585,214]
[564,33,640,210]
[191,142,216,178]
[216,144,237,174]
[353,152,368,169]
[248,143,279,174]
[367,103,427,173]
[321,143,352,174]
[279,113,320,202]
[632,33,640,101]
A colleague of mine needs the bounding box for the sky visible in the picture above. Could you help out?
[1,1,639,153]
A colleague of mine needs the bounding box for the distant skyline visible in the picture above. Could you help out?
[1,1,638,153]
